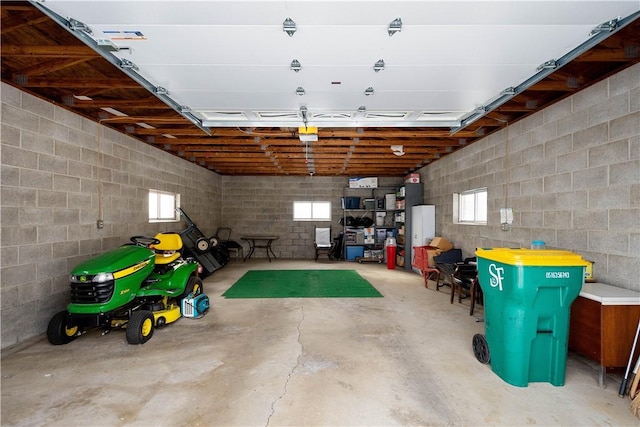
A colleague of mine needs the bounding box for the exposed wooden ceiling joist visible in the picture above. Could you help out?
[1,2,639,176]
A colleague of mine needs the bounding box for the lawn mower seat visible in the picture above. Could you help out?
[153,233,183,265]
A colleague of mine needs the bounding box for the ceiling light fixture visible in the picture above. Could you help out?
[364,87,374,96]
[299,133,318,143]
[296,86,306,96]
[388,18,402,36]
[373,59,385,72]
[391,145,405,156]
[290,59,301,72]
[283,18,296,36]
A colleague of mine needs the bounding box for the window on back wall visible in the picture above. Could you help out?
[293,201,331,221]
[149,189,180,222]
[453,188,487,225]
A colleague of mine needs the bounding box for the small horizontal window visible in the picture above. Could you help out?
[453,188,487,225]
[293,201,331,221]
[149,190,180,222]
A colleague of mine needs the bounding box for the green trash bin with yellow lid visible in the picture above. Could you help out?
[474,248,588,387]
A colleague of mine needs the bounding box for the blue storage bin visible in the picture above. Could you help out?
[341,197,361,209]
[346,245,365,261]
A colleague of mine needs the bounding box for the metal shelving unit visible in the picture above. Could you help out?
[393,183,424,270]
[342,186,397,262]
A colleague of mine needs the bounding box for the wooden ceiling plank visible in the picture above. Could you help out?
[19,77,142,88]
[2,45,99,57]
[528,81,579,91]
[96,116,192,125]
[3,2,638,177]
[575,48,640,62]
[70,98,172,109]
[13,56,97,77]
[130,127,213,136]
[0,14,49,35]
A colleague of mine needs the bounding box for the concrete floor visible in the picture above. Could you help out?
[1,259,638,426]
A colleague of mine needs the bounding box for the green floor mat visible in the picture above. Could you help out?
[222,269,383,298]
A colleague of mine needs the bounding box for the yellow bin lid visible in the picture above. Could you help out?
[476,248,589,267]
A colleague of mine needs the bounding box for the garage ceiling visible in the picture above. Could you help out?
[2,1,639,176]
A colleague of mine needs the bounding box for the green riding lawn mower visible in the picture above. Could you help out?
[47,233,210,345]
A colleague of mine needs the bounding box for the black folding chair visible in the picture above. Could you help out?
[216,227,244,260]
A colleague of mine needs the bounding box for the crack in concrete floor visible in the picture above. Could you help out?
[266,305,305,427]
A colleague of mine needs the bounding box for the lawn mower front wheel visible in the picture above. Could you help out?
[47,311,79,345]
[126,310,155,344]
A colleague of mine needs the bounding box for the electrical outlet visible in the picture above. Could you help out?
[97,219,104,229]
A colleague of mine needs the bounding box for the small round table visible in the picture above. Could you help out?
[241,236,279,262]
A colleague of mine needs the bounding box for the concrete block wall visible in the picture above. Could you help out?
[220,176,402,259]
[419,63,639,291]
[1,82,222,349]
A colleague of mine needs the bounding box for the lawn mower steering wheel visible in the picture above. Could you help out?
[130,236,161,248]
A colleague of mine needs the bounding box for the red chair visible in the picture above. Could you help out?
[412,246,440,289]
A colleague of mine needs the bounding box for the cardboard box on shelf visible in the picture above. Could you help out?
[349,177,378,188]
[429,237,454,252]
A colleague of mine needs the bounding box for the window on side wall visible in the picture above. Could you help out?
[293,201,331,221]
[149,190,180,222]
[453,188,487,225]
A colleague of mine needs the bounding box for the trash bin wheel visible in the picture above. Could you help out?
[472,333,490,364]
